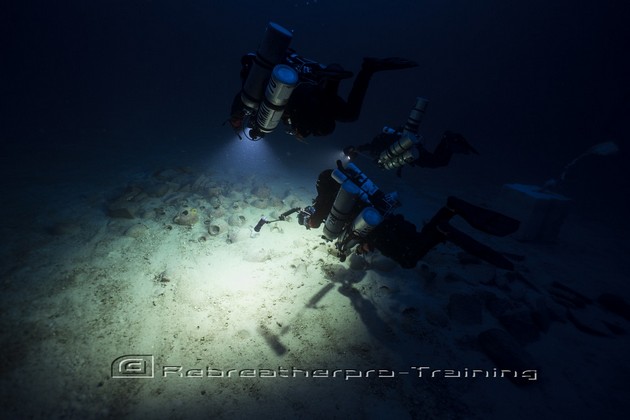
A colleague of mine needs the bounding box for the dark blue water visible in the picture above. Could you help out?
[3,0,628,225]
[1,0,629,418]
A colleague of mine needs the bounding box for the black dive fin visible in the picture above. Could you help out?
[447,196,520,237]
[439,223,515,271]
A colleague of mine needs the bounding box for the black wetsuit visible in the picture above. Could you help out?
[283,63,375,137]
[309,169,519,270]
[231,55,418,138]
[357,130,479,169]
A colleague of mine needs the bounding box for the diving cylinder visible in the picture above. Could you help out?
[377,132,419,167]
[403,97,429,136]
[342,162,400,214]
[380,147,419,170]
[351,206,383,238]
[255,65,298,135]
[241,22,293,111]
[331,167,370,204]
[342,163,380,199]
[339,206,384,252]
[331,167,349,184]
[323,179,361,241]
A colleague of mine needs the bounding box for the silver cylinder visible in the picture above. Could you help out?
[377,132,418,166]
[331,168,348,184]
[323,181,360,241]
[339,206,383,252]
[403,97,429,135]
[241,22,293,111]
[381,147,419,170]
[351,207,383,238]
[256,65,298,134]
[342,163,379,198]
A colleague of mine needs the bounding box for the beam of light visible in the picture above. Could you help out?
[297,145,350,172]
[206,133,288,179]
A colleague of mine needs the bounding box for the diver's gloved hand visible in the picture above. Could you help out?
[298,206,316,229]
[443,131,479,155]
[362,57,419,72]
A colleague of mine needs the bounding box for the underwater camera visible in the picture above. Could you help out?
[253,207,315,232]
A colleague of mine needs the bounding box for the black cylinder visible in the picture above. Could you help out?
[254,217,268,232]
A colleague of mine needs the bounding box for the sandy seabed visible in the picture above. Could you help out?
[1,154,629,420]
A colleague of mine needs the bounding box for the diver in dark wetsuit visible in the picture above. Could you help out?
[306,167,520,271]
[227,22,418,140]
[253,162,520,270]
[345,129,479,169]
[280,57,418,139]
[342,96,479,174]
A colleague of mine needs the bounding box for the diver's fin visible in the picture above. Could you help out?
[317,68,354,81]
[447,196,520,237]
[362,57,419,72]
[438,223,515,271]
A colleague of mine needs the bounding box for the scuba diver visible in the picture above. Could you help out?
[343,97,479,175]
[228,22,418,140]
[255,161,520,271]
[344,130,479,169]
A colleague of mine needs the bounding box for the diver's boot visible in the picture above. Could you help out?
[362,57,419,72]
[446,196,520,237]
[437,223,515,271]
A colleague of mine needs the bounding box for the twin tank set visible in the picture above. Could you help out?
[239,23,297,139]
